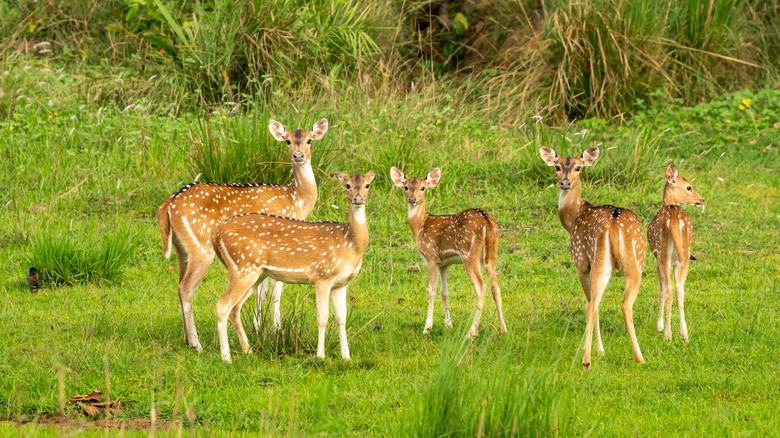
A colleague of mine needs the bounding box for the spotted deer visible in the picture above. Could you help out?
[158,118,328,351]
[390,167,507,336]
[539,146,646,369]
[211,171,376,362]
[647,163,705,342]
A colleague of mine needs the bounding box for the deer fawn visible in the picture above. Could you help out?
[390,167,507,336]
[158,118,328,351]
[648,163,705,342]
[539,147,646,369]
[211,171,376,362]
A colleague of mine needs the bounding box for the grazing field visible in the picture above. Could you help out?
[1,55,779,436]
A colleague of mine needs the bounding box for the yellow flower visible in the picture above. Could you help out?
[436,119,442,124]
[739,104,745,110]
[726,119,731,123]
[48,114,53,119]
[53,112,58,116]
[9,125,13,131]
[489,136,493,140]
[742,98,751,108]
[163,136,167,140]
[400,134,404,138]
[222,115,226,119]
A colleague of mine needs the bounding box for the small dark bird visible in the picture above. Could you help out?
[27,267,40,292]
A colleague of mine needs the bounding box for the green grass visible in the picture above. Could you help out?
[1,58,779,436]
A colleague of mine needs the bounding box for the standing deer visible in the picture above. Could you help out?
[647,163,705,342]
[390,167,507,336]
[158,118,328,351]
[211,171,376,362]
[539,146,646,369]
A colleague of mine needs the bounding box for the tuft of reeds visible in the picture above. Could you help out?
[27,222,138,286]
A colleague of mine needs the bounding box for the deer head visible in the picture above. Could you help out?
[269,118,328,165]
[539,146,599,191]
[663,163,705,206]
[389,167,441,205]
[330,171,377,207]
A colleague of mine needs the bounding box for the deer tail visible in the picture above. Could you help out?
[158,201,173,259]
[609,230,622,271]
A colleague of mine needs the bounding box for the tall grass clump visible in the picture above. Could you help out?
[393,324,589,437]
[27,224,138,287]
[188,108,340,184]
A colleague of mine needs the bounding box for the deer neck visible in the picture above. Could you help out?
[662,184,677,207]
[346,204,370,254]
[407,200,429,242]
[558,185,587,234]
[289,161,318,214]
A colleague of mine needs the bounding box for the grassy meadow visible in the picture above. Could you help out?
[1,0,780,436]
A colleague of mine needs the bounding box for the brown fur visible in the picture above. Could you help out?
[540,146,646,369]
[390,167,507,336]
[647,163,704,342]
[157,118,328,351]
[211,171,376,362]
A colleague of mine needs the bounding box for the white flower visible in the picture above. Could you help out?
[16,95,27,101]
[38,81,47,87]
[70,115,77,121]
[79,104,86,110]
[123,104,134,111]
[33,42,50,50]
[23,66,31,72]
[48,99,54,107]
[57,74,65,81]
[41,68,52,73]
[38,49,52,55]
[2,71,9,76]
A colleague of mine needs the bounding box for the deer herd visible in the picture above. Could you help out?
[158,118,705,369]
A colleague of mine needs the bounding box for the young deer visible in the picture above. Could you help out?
[390,167,507,336]
[158,118,328,351]
[539,146,646,369]
[211,171,376,362]
[647,163,705,342]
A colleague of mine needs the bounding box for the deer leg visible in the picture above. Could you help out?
[584,262,611,369]
[622,267,645,363]
[271,280,283,331]
[423,263,440,334]
[656,259,671,335]
[177,252,213,352]
[216,276,257,363]
[665,257,675,341]
[331,285,351,360]
[577,269,602,354]
[314,281,332,358]
[438,266,453,329]
[675,258,690,341]
[174,248,189,343]
[253,278,270,333]
[465,259,487,338]
[485,262,507,333]
[230,277,261,355]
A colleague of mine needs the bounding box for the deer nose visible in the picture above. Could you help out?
[560,179,571,190]
[407,196,417,204]
[292,152,305,162]
[352,195,365,205]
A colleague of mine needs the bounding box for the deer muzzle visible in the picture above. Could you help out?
[560,179,572,190]
[352,195,365,205]
[292,152,306,163]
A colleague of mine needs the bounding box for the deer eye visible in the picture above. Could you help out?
[575,166,581,171]
[365,184,370,188]
[687,186,692,191]
[307,139,312,144]
[286,140,291,145]
[421,187,425,191]
[555,166,561,171]
[346,184,351,189]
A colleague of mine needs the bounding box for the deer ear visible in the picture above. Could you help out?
[330,172,349,183]
[269,120,287,142]
[665,163,679,184]
[311,118,328,140]
[364,170,377,183]
[426,168,441,188]
[580,147,599,166]
[539,147,558,166]
[389,167,406,187]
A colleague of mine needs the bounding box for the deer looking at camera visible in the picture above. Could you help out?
[539,146,646,369]
[390,167,507,336]
[158,118,328,352]
[648,163,705,342]
[211,171,376,362]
